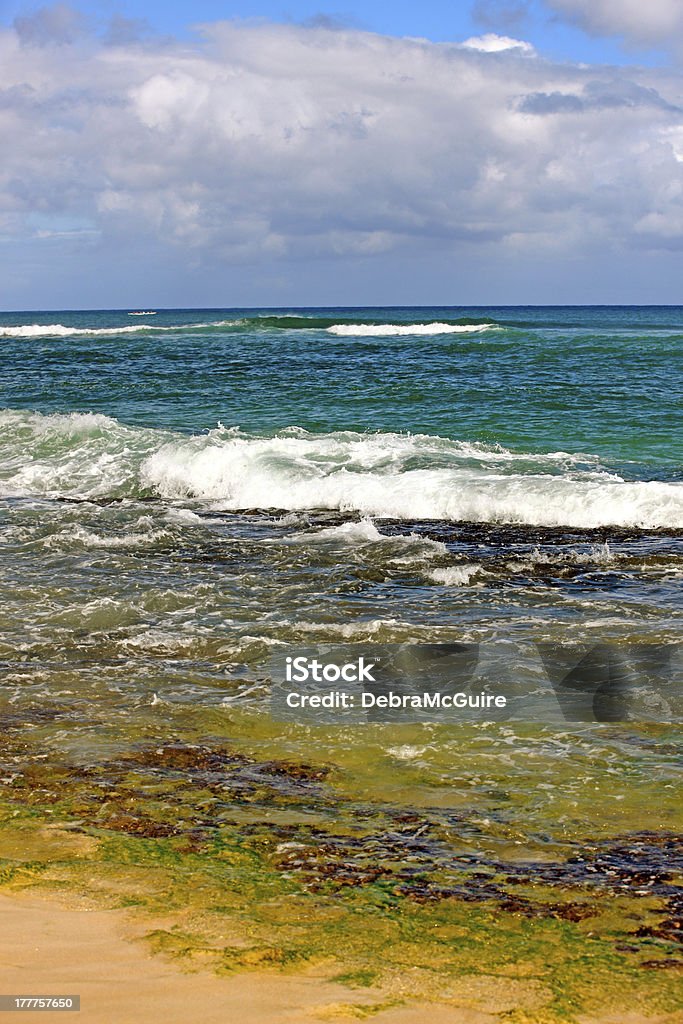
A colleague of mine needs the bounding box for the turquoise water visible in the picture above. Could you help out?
[1,306,681,472]
[0,306,681,668]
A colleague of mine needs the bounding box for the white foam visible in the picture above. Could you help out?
[0,323,156,338]
[326,322,494,336]
[45,520,168,549]
[141,431,683,529]
[430,565,480,585]
[303,519,385,543]
[386,745,429,760]
[292,520,448,555]
[506,543,616,570]
[0,320,240,339]
[293,618,406,638]
[165,508,204,524]
[0,409,161,499]
[391,533,447,556]
[1,410,682,529]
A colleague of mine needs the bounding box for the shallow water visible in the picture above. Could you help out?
[0,307,681,1016]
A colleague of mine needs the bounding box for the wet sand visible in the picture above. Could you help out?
[0,892,680,1024]
[0,891,496,1024]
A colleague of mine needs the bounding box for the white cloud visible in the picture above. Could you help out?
[1,11,683,288]
[544,0,683,47]
[461,33,535,53]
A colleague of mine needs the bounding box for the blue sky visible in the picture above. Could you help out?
[1,1,682,307]
[0,0,669,64]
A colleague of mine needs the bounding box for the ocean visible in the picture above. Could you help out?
[1,306,681,648]
[0,306,681,1011]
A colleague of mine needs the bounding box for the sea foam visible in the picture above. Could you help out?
[1,410,682,529]
[1,318,493,339]
[0,320,240,339]
[326,322,494,336]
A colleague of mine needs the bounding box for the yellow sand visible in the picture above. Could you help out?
[0,892,679,1024]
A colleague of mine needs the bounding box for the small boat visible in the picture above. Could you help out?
[128,311,157,316]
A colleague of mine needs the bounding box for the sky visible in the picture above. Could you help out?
[1,0,683,308]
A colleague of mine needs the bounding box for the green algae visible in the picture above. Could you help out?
[0,716,680,1021]
[331,969,379,988]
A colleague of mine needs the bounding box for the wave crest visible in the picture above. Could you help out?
[0,320,241,339]
[326,322,495,336]
[0,315,498,339]
[0,410,681,529]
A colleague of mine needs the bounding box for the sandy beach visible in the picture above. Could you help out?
[0,890,680,1024]
[0,890,495,1024]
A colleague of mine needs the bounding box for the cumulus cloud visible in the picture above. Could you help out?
[1,9,683,284]
[544,0,683,48]
[461,33,535,53]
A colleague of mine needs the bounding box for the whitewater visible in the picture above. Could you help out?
[0,317,496,339]
[1,409,681,529]
[0,319,240,338]
[1,303,681,655]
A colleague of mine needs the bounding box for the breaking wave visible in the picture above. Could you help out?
[0,320,239,339]
[326,323,495,336]
[1,409,682,529]
[0,314,498,339]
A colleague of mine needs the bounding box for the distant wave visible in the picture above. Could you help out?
[0,316,500,339]
[326,322,495,336]
[0,320,240,339]
[1,409,682,529]
[236,314,498,332]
